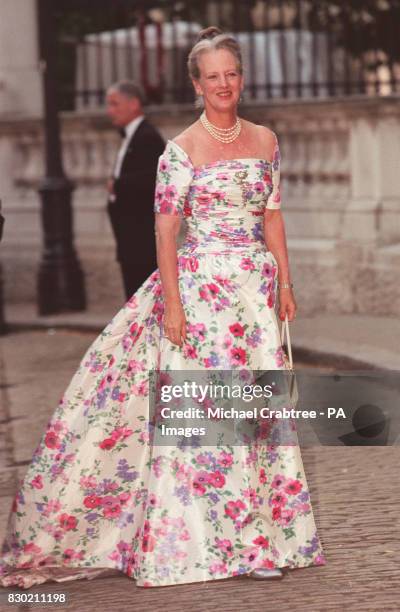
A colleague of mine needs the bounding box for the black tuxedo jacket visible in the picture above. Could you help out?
[107,118,165,265]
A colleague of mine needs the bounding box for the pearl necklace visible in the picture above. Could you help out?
[200,111,242,143]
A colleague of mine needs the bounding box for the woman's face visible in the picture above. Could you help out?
[193,48,243,112]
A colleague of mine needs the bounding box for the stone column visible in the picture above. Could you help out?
[0,0,42,116]
[375,110,400,246]
[343,109,380,244]
[343,98,400,246]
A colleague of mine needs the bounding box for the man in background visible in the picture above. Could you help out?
[106,80,165,299]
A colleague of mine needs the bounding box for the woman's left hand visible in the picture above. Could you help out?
[278,288,297,322]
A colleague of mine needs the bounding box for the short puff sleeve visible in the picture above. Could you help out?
[265,133,282,210]
[153,140,194,217]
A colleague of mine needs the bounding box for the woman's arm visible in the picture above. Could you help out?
[264,209,297,321]
[264,209,290,283]
[153,138,194,345]
[155,213,187,346]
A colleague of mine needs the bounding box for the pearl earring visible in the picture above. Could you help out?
[195,93,204,109]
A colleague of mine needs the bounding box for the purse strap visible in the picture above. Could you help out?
[280,313,293,369]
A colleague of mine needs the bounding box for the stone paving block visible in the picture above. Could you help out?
[0,331,399,610]
[1,330,97,464]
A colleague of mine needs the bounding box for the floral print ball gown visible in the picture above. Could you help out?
[0,133,326,589]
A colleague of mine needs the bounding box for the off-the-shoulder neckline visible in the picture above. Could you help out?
[166,139,275,171]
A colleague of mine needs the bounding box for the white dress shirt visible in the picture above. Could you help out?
[113,114,145,179]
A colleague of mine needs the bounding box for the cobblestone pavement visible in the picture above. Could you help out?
[0,330,399,612]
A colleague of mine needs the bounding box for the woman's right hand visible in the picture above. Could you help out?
[163,300,187,346]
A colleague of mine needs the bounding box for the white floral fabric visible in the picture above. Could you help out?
[0,136,326,589]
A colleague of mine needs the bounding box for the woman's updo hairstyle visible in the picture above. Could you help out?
[187,26,243,82]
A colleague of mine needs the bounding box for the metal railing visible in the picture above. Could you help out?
[53,0,400,110]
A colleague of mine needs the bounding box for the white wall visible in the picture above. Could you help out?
[0,0,42,117]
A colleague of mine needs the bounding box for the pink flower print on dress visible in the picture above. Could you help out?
[284,479,303,495]
[224,499,247,520]
[209,561,228,575]
[241,547,260,566]
[199,282,220,302]
[178,255,199,272]
[159,158,170,173]
[208,471,226,488]
[253,535,269,549]
[215,537,234,557]
[240,257,256,271]
[217,451,234,468]
[270,492,288,507]
[30,475,43,490]
[183,343,197,360]
[271,474,289,490]
[0,137,326,590]
[187,322,206,341]
[229,322,246,337]
[229,346,248,366]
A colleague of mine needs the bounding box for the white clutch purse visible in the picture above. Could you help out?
[279,313,299,406]
[280,313,293,369]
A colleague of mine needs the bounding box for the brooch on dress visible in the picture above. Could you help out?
[234,170,249,208]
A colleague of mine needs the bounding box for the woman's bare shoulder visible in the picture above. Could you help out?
[241,118,274,136]
[171,124,200,156]
[240,119,276,154]
[255,123,277,143]
[252,123,278,159]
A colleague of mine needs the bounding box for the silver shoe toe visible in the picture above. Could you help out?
[248,568,284,580]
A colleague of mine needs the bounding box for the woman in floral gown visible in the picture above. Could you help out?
[0,26,326,589]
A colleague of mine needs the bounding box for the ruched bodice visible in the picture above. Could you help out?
[154,139,282,255]
[184,158,273,253]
